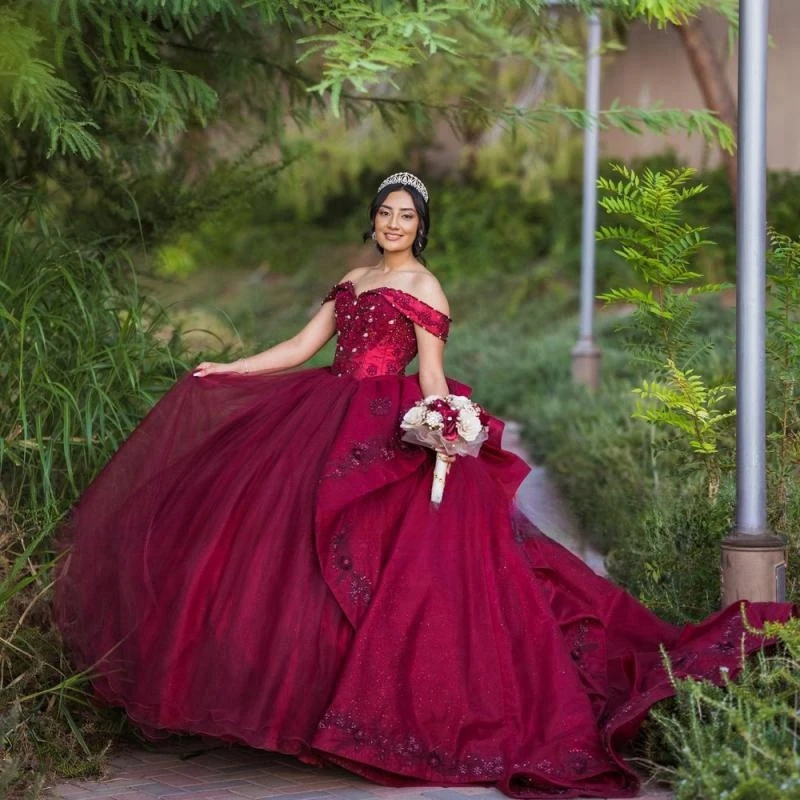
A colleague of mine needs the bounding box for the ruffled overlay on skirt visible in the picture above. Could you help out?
[54,369,793,798]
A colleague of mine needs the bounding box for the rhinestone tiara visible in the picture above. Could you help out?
[377,171,429,203]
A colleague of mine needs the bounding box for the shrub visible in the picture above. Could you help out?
[766,230,800,593]
[651,616,800,799]
[0,192,187,794]
[607,479,733,623]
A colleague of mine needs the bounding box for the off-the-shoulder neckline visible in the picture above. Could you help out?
[334,280,452,321]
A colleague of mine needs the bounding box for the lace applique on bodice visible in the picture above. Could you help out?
[323,281,451,379]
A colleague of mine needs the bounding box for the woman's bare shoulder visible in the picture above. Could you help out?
[405,271,449,316]
[337,266,373,285]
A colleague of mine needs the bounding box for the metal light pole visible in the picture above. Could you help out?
[571,10,602,389]
[720,0,786,605]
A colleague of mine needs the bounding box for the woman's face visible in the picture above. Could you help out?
[373,190,419,255]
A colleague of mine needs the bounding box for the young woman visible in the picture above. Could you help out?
[56,172,792,799]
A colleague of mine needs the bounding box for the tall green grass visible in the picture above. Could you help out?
[0,511,118,797]
[1,220,185,515]
[0,192,188,794]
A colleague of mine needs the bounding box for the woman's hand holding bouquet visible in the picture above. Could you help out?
[400,394,489,506]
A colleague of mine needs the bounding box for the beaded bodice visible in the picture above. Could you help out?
[323,281,450,379]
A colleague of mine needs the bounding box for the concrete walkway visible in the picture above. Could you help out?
[46,426,672,800]
[48,741,671,800]
[501,423,606,576]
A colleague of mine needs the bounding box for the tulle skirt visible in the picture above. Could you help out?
[54,368,793,798]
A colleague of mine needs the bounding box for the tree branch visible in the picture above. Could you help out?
[674,16,738,205]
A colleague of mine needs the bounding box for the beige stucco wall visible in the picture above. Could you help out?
[600,1,800,171]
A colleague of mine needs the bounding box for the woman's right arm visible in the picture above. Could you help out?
[193,299,337,378]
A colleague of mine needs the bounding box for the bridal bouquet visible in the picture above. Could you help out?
[400,395,489,506]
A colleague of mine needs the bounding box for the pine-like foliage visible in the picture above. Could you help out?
[0,1,737,176]
[598,164,734,478]
[0,1,306,242]
[652,614,800,799]
[0,1,741,249]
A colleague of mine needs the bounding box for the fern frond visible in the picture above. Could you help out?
[632,360,735,455]
[598,287,660,310]
[685,283,732,297]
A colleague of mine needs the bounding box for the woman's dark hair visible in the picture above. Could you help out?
[363,182,430,258]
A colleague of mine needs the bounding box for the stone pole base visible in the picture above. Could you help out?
[721,533,787,605]
[571,338,601,391]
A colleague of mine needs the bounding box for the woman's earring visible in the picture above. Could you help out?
[371,231,377,241]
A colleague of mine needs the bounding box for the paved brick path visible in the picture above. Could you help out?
[47,740,672,800]
[46,425,673,800]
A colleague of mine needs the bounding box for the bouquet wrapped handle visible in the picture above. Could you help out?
[431,452,450,506]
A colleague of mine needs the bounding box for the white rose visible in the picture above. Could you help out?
[424,394,444,404]
[459,407,480,425]
[446,394,471,410]
[425,410,444,429]
[401,405,427,428]
[457,413,483,441]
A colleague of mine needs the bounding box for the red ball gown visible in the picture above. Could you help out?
[55,280,792,798]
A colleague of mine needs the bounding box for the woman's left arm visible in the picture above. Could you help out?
[407,278,455,461]
[413,277,451,399]
[416,329,450,399]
